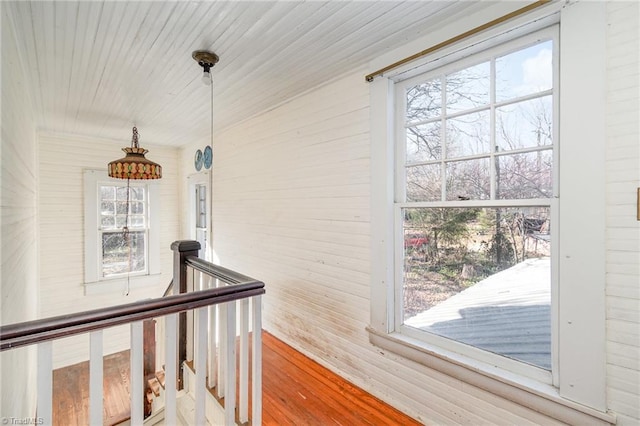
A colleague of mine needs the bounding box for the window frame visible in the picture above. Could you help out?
[368,1,609,419]
[83,169,161,294]
[392,28,559,384]
[187,171,212,261]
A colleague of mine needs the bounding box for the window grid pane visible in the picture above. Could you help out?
[403,39,554,203]
[100,185,147,230]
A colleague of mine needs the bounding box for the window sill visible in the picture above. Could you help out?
[366,327,615,425]
[84,274,163,296]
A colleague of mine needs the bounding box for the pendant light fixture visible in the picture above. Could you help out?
[192,50,219,86]
[107,126,161,295]
[108,126,162,180]
[193,50,218,262]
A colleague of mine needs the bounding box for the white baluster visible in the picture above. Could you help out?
[225,300,237,426]
[217,281,226,398]
[155,316,165,386]
[239,298,249,423]
[186,268,195,362]
[37,342,53,425]
[252,295,263,425]
[205,275,216,389]
[164,313,178,425]
[195,307,208,425]
[208,285,217,389]
[130,321,144,426]
[89,330,103,426]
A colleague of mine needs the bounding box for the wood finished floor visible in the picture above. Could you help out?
[260,331,420,426]
[53,350,131,425]
[52,331,420,425]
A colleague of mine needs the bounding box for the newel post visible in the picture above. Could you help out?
[171,240,201,390]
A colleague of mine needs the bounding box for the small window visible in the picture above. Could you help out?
[84,170,160,287]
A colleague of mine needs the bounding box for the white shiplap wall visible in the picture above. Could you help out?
[605,2,640,425]
[38,133,181,368]
[0,5,38,419]
[212,69,564,424]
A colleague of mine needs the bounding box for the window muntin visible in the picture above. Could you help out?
[396,36,555,371]
[99,184,149,278]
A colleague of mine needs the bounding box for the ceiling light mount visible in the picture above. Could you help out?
[192,50,219,86]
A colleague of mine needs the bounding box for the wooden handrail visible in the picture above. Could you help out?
[0,281,265,351]
[186,256,257,285]
[1,240,265,425]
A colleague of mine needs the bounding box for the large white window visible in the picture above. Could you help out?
[84,170,161,292]
[369,2,609,419]
[396,32,556,372]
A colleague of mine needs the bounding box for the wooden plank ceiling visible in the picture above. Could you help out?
[4,1,482,147]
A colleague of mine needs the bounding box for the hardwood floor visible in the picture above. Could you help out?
[52,331,420,425]
[52,350,131,425]
[260,331,420,426]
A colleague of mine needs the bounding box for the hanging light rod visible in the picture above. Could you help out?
[364,0,551,82]
[193,50,219,86]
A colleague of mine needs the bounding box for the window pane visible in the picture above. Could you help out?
[406,79,442,122]
[128,216,146,228]
[407,164,441,202]
[445,158,490,201]
[196,184,208,229]
[445,110,490,158]
[101,202,115,215]
[116,187,129,201]
[496,96,552,152]
[116,215,128,228]
[116,202,128,215]
[130,201,144,214]
[496,40,553,102]
[102,231,146,277]
[101,216,115,229]
[100,186,115,201]
[130,187,145,201]
[446,62,490,113]
[497,150,553,199]
[402,207,551,369]
[406,123,442,163]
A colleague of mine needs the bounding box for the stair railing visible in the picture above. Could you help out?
[0,240,265,426]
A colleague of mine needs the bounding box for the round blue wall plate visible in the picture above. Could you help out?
[203,145,212,169]
[195,149,203,171]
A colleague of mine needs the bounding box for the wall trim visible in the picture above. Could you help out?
[367,328,616,426]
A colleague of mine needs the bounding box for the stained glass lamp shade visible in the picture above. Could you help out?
[108,127,162,180]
